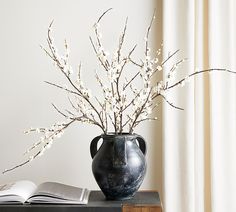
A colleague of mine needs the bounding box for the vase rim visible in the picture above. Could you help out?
[104,132,133,135]
[101,132,137,138]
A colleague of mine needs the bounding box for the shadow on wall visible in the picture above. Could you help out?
[150,0,163,197]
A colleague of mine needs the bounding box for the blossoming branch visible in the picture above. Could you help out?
[3,9,235,174]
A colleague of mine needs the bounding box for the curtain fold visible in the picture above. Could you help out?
[209,1,236,212]
[162,0,236,212]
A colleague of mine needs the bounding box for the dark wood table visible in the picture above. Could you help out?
[0,191,162,212]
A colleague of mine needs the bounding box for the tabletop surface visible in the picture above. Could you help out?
[0,190,161,208]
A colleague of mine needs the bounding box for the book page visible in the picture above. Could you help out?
[28,182,89,204]
[0,180,37,203]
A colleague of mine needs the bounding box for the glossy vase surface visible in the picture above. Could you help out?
[90,133,147,200]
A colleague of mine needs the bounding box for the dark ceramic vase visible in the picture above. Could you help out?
[90,133,147,200]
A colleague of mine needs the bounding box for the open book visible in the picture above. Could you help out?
[0,180,90,204]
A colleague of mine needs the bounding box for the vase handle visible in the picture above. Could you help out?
[90,135,102,159]
[136,135,147,155]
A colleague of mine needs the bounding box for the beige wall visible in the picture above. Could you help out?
[0,0,162,193]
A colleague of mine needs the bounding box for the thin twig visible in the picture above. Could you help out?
[45,81,80,96]
[3,120,76,174]
[129,89,152,133]
[161,95,184,110]
[123,72,139,90]
[167,68,236,90]
[46,27,106,132]
[117,17,128,63]
[97,8,113,23]
[52,103,70,118]
[145,9,156,56]
[161,49,180,66]
[89,36,109,72]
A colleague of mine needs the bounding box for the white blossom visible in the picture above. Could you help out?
[157,65,162,71]
[154,58,159,64]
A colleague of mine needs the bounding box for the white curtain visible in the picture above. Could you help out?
[163,0,236,212]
